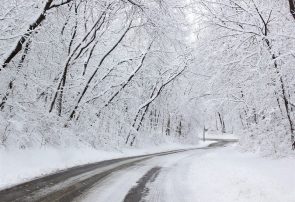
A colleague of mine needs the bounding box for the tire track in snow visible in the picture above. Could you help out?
[123,166,162,202]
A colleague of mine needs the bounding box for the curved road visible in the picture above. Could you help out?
[0,140,236,202]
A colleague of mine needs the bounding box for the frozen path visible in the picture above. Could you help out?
[77,141,295,202]
[1,139,294,202]
[0,141,227,202]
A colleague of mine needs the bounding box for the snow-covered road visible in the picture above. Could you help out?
[77,142,295,202]
[1,140,294,202]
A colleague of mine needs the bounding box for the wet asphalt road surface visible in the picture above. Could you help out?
[0,139,236,202]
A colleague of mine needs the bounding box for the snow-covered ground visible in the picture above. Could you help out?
[2,139,295,202]
[0,141,212,190]
[200,132,238,140]
[147,144,295,202]
[77,143,295,202]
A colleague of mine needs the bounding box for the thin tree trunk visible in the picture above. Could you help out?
[49,12,107,114]
[287,0,295,148]
[166,114,171,136]
[289,0,295,19]
[103,44,151,108]
[69,21,132,119]
[0,80,14,111]
[254,5,295,148]
[127,65,187,145]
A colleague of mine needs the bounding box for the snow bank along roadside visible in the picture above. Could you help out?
[76,143,295,202]
[0,141,213,190]
[144,144,295,202]
[185,145,295,202]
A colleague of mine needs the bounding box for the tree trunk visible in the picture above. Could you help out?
[1,0,72,69]
[289,0,295,20]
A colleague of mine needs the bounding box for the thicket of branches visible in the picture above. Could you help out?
[0,0,199,149]
[192,0,295,155]
[2,0,295,155]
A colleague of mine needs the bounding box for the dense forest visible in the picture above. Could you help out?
[1,0,295,155]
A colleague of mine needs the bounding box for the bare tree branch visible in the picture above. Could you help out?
[0,0,73,70]
[69,21,133,119]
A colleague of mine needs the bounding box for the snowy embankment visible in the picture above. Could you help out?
[0,141,212,190]
[145,144,295,202]
[185,146,295,202]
